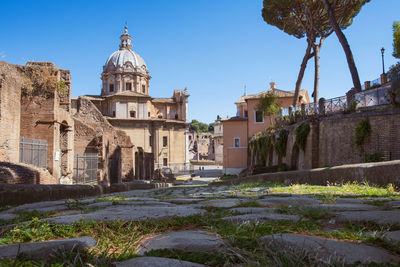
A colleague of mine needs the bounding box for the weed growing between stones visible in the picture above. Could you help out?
[277,205,333,220]
[0,210,56,226]
[0,208,323,266]
[95,195,127,202]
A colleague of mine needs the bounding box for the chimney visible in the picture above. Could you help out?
[270,82,276,89]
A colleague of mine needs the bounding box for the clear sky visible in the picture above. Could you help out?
[1,0,399,123]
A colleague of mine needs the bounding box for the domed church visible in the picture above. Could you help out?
[75,26,190,175]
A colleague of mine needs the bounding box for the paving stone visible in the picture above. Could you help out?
[229,207,276,214]
[112,256,205,267]
[336,210,400,225]
[48,205,204,224]
[0,213,17,221]
[257,196,321,207]
[135,230,225,255]
[387,200,400,208]
[223,213,301,223]
[335,198,366,204]
[0,237,97,259]
[317,203,379,211]
[197,199,242,208]
[124,197,158,201]
[86,202,113,209]
[166,198,202,204]
[258,234,399,264]
[8,200,66,212]
[383,231,400,244]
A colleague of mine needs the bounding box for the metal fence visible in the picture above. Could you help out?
[19,137,47,168]
[324,95,347,114]
[73,153,98,184]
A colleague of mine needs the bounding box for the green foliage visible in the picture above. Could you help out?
[345,100,359,114]
[365,152,384,163]
[295,123,310,152]
[274,129,288,157]
[393,21,400,59]
[55,80,67,95]
[354,119,371,149]
[256,92,280,116]
[189,120,212,133]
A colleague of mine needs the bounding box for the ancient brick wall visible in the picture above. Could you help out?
[0,162,57,184]
[19,62,74,181]
[0,61,22,162]
[72,97,134,184]
[250,109,400,170]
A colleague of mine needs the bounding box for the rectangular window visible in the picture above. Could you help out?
[234,138,240,148]
[130,110,136,118]
[255,110,264,123]
[163,136,168,147]
[149,135,153,147]
[148,112,151,118]
[109,84,114,92]
[112,111,116,117]
[126,82,132,91]
[244,110,248,118]
[142,85,146,93]
[163,158,168,167]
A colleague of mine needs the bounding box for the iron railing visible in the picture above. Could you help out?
[19,137,47,168]
[324,95,347,114]
[73,153,98,184]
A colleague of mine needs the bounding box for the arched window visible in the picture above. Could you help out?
[130,110,136,118]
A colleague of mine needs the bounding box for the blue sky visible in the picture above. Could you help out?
[1,0,399,123]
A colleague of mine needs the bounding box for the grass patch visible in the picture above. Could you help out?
[95,195,127,202]
[315,193,339,204]
[269,182,398,198]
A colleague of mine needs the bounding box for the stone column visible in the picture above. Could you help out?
[381,73,387,85]
[318,98,326,115]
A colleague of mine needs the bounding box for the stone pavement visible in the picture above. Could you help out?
[0,178,399,265]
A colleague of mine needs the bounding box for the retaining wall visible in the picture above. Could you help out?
[214,160,400,188]
[0,182,171,207]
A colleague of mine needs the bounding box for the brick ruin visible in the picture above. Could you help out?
[0,61,135,185]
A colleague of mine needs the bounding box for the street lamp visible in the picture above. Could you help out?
[381,47,385,74]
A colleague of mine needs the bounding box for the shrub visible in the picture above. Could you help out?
[354,119,371,149]
[365,152,384,163]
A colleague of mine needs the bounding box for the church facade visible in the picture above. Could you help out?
[74,26,190,175]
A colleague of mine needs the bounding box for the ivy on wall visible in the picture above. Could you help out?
[295,123,310,152]
[355,119,371,149]
[274,129,288,157]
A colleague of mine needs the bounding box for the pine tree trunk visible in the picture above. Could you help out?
[323,0,362,92]
[293,42,313,107]
[313,45,320,113]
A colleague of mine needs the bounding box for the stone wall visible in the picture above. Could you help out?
[215,160,400,188]
[19,62,74,182]
[72,97,134,184]
[0,162,57,184]
[250,109,400,170]
[0,61,23,163]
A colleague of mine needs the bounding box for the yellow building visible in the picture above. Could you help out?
[77,26,190,173]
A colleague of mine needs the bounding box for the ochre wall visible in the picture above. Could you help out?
[223,120,248,169]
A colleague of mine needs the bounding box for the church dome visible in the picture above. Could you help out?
[104,25,146,69]
[106,49,146,68]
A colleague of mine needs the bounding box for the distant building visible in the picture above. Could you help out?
[74,26,190,173]
[212,120,223,165]
[222,82,309,175]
